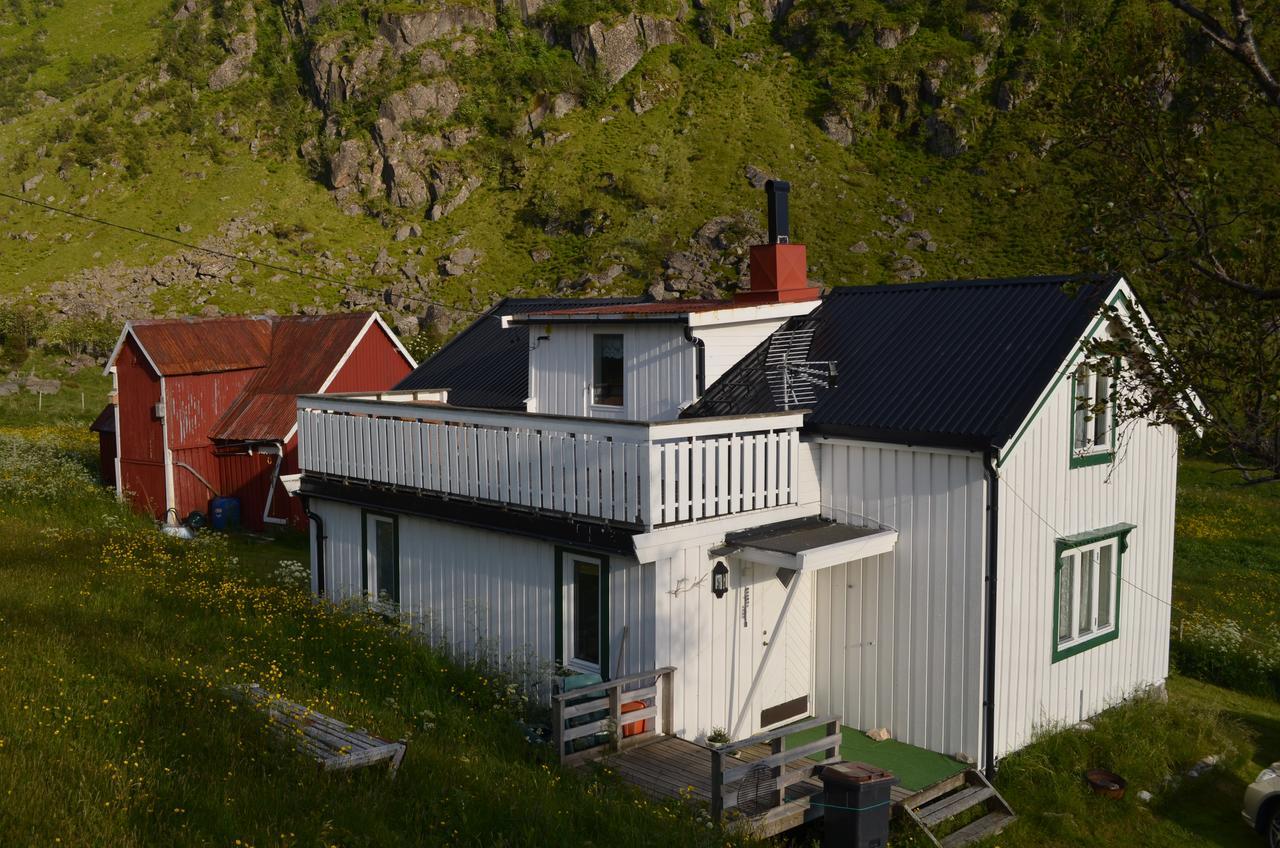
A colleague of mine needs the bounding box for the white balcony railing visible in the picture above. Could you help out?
[296,394,806,530]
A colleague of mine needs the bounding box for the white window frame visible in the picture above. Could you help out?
[589,332,625,412]
[363,511,399,612]
[1054,536,1120,660]
[560,553,604,674]
[1071,359,1117,464]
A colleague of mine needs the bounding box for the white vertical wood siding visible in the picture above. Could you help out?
[651,542,814,742]
[692,316,792,388]
[528,324,695,420]
[310,500,653,689]
[994,362,1178,758]
[814,440,987,763]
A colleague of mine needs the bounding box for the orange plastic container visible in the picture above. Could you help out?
[621,700,648,737]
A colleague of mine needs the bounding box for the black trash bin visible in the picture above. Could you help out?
[820,761,898,848]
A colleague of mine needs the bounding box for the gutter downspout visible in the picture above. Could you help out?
[303,496,326,596]
[683,325,706,396]
[982,448,1000,780]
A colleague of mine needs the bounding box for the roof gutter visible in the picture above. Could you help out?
[302,496,326,596]
[982,447,1000,779]
[683,325,706,396]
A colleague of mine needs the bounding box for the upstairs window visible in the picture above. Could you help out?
[1053,525,1133,662]
[1070,360,1116,467]
[592,334,624,407]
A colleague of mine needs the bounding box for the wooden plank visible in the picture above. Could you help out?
[560,696,610,720]
[711,747,724,822]
[939,812,1014,848]
[721,735,841,785]
[904,772,970,810]
[719,715,840,754]
[562,717,612,743]
[918,786,994,829]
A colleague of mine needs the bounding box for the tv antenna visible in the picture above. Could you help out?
[765,327,837,410]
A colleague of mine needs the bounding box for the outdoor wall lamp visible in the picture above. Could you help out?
[711,561,729,599]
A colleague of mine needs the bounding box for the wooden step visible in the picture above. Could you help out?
[916,785,995,828]
[938,811,1015,848]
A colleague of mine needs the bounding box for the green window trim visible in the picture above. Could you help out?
[1068,355,1121,469]
[554,546,611,680]
[1051,524,1135,663]
[360,509,400,606]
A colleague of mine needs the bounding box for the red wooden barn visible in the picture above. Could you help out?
[100,312,414,530]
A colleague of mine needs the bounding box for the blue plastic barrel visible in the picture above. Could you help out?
[209,496,241,531]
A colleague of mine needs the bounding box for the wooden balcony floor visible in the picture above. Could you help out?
[588,736,915,837]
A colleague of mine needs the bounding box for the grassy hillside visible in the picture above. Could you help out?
[0,0,1132,354]
[0,423,760,848]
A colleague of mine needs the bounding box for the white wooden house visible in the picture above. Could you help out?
[291,186,1190,800]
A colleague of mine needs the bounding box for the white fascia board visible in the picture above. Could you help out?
[685,300,820,329]
[732,528,898,573]
[795,528,898,571]
[810,434,984,459]
[104,323,162,377]
[631,503,820,563]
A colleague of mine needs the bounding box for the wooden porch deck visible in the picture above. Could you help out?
[591,735,914,838]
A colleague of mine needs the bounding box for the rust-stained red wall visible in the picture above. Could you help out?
[324,325,414,393]
[116,336,167,518]
[166,369,258,525]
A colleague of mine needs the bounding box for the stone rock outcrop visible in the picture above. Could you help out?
[428,163,482,221]
[329,138,384,199]
[309,38,386,107]
[378,80,462,128]
[820,111,854,147]
[209,13,258,92]
[499,0,547,21]
[514,92,579,136]
[924,114,966,157]
[378,7,496,56]
[571,14,678,85]
[656,212,764,299]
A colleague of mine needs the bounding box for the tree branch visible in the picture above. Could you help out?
[1167,0,1280,108]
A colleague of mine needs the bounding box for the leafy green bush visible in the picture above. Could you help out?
[1172,613,1280,699]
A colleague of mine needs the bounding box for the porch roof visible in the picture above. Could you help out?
[720,516,897,571]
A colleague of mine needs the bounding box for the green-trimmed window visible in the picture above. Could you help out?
[1070,361,1117,468]
[1053,524,1133,662]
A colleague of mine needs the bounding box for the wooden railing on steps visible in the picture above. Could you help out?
[711,715,842,826]
[551,667,676,766]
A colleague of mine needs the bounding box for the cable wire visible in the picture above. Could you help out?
[997,466,1275,652]
[0,190,489,317]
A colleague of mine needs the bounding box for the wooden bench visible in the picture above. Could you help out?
[230,684,407,778]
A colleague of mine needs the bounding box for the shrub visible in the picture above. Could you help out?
[1171,613,1280,699]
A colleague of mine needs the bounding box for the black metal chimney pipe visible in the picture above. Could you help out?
[765,179,790,244]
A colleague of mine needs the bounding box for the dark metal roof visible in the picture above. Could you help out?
[725,516,884,555]
[89,403,115,433]
[395,297,645,409]
[684,274,1119,449]
[210,313,376,442]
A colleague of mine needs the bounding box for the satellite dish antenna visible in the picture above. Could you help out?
[765,327,837,410]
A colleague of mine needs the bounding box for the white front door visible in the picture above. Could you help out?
[736,561,813,735]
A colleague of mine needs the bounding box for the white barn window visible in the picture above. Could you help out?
[1053,525,1132,662]
[1071,360,1116,467]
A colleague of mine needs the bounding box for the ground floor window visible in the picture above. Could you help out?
[363,511,399,608]
[1053,524,1134,662]
[556,549,608,674]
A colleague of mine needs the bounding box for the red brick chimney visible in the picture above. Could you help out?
[736,180,820,305]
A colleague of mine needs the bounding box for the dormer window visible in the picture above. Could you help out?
[592,334,624,407]
[1070,360,1116,467]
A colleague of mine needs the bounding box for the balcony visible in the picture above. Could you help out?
[296,392,807,531]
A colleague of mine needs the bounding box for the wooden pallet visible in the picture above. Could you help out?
[230,684,407,777]
[901,769,1015,848]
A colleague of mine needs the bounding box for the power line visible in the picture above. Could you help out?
[0,190,489,318]
[997,467,1276,653]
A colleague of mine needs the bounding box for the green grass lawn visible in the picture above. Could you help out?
[0,424,760,848]
[1173,458,1280,636]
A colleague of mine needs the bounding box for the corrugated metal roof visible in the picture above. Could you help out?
[89,403,115,433]
[211,313,375,442]
[683,274,1118,449]
[395,297,645,409]
[129,316,273,375]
